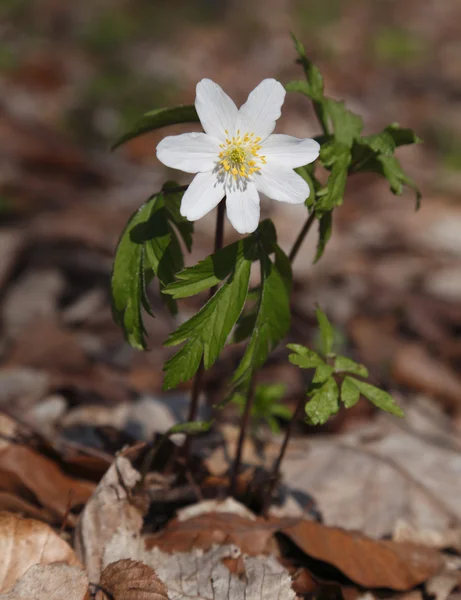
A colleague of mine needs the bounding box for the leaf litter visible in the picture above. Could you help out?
[2,2,461,599]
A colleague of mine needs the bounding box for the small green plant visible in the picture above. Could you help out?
[232,383,292,434]
[110,33,421,505]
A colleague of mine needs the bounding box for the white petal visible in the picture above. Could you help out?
[261,134,320,168]
[254,164,310,204]
[180,171,224,221]
[226,183,260,234]
[195,79,239,140]
[156,133,220,173]
[237,79,286,140]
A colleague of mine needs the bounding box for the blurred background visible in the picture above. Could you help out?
[1,0,461,446]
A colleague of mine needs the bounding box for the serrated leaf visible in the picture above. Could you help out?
[316,141,351,214]
[111,197,162,349]
[274,245,292,292]
[341,376,361,408]
[162,181,194,252]
[325,99,363,148]
[314,211,333,263]
[334,355,369,378]
[289,34,329,134]
[295,165,318,209]
[112,104,199,150]
[313,363,335,383]
[385,123,422,147]
[233,250,291,384]
[163,241,254,390]
[305,376,339,425]
[315,307,335,356]
[348,378,404,417]
[163,240,242,299]
[287,344,324,369]
[359,131,396,156]
[377,154,422,209]
[289,35,324,101]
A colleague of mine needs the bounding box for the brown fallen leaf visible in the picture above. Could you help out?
[146,512,293,556]
[281,519,444,591]
[0,564,89,600]
[0,442,95,525]
[392,344,461,411]
[96,560,168,600]
[74,456,146,583]
[0,512,81,593]
[278,397,461,538]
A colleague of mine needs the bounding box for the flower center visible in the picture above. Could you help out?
[217,130,266,181]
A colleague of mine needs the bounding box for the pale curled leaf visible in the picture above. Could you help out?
[74,457,145,583]
[96,560,168,600]
[0,512,81,594]
[0,564,88,600]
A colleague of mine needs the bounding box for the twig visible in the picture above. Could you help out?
[228,375,256,497]
[288,210,316,263]
[182,200,226,463]
[261,394,305,515]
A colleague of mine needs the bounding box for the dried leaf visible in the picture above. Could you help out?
[281,519,443,590]
[96,560,168,600]
[279,399,461,538]
[0,443,95,525]
[0,564,88,600]
[145,512,291,556]
[74,457,145,583]
[103,544,295,600]
[0,512,81,593]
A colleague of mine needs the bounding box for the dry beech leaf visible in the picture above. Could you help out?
[0,512,81,593]
[281,520,443,591]
[145,512,294,556]
[0,442,95,525]
[74,456,145,583]
[96,559,169,600]
[279,400,461,538]
[0,563,89,600]
[102,543,295,600]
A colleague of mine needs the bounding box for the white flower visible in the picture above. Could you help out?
[156,79,320,234]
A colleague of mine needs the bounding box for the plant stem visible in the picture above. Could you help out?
[262,393,305,514]
[228,375,256,497]
[288,210,316,263]
[182,200,225,461]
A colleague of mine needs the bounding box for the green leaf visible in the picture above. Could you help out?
[341,376,361,408]
[163,239,254,390]
[334,355,368,378]
[288,34,329,134]
[274,245,293,293]
[287,344,324,369]
[163,240,243,299]
[316,141,351,214]
[112,104,199,150]
[315,307,335,356]
[289,35,324,102]
[385,123,422,147]
[305,376,339,425]
[359,131,396,156]
[376,154,422,209]
[295,165,318,209]
[162,181,194,252]
[314,211,333,263]
[233,249,291,384]
[313,364,335,383]
[348,378,404,417]
[111,199,157,349]
[325,99,363,148]
[167,420,212,435]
